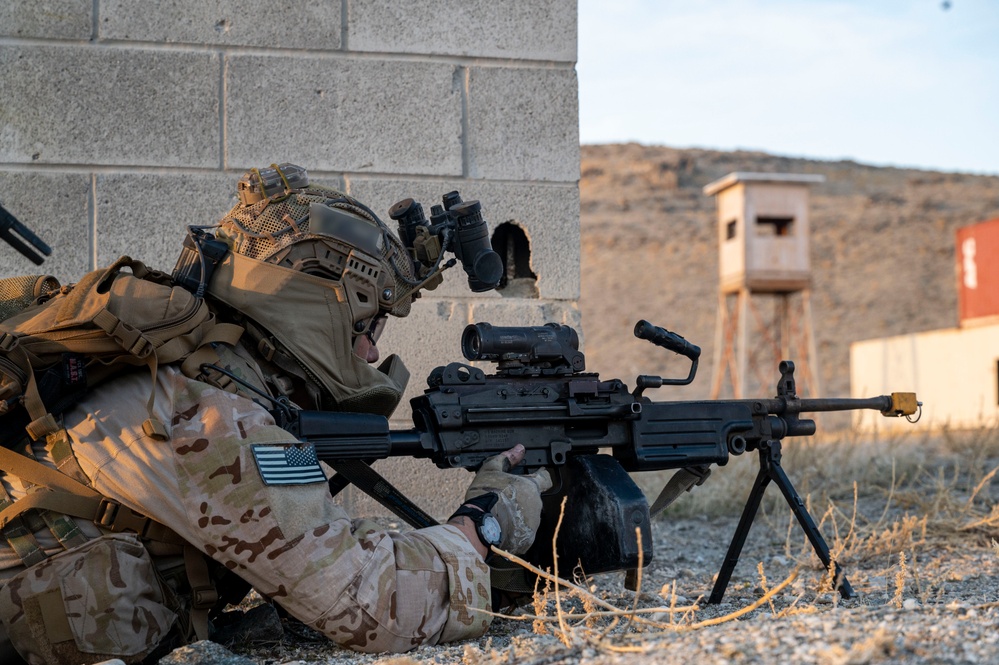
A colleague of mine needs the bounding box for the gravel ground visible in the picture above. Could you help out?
[203,462,998,665]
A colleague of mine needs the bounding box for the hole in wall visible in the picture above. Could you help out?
[490,222,538,298]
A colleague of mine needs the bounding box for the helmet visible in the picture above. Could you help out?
[201,164,416,416]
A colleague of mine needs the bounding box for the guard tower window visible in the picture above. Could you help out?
[756,216,795,236]
[490,222,538,297]
[725,219,738,240]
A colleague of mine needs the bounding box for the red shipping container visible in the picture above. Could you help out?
[957,218,999,325]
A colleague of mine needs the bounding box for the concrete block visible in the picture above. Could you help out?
[95,172,237,270]
[0,0,91,39]
[99,0,340,49]
[468,299,582,331]
[0,46,220,168]
[466,67,579,182]
[346,177,580,300]
[377,298,477,422]
[226,57,462,176]
[348,0,576,62]
[0,171,92,283]
[467,180,580,300]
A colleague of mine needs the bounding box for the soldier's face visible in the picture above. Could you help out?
[353,333,379,364]
[352,313,386,364]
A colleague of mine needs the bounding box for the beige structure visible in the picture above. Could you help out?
[0,1,581,518]
[704,172,825,398]
[851,322,999,431]
[704,172,824,294]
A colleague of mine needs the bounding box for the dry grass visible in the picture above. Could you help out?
[645,424,999,543]
[481,540,799,654]
[468,423,999,659]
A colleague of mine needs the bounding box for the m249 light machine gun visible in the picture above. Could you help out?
[280,321,920,603]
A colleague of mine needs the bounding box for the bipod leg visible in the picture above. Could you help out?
[766,440,855,599]
[708,449,772,604]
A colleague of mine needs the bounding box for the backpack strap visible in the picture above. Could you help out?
[8,259,244,441]
[0,469,48,567]
[178,322,247,393]
[0,446,183,546]
[183,544,218,640]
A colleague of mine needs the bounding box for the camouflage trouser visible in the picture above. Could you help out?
[0,533,177,665]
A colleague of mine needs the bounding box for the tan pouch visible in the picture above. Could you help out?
[0,533,177,665]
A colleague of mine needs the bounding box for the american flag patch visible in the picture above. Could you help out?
[251,443,327,486]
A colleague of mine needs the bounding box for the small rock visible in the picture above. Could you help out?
[158,640,257,665]
[902,598,919,610]
[211,603,284,646]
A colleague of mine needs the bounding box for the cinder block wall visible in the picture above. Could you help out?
[0,1,581,519]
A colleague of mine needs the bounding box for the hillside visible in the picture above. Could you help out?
[578,143,999,413]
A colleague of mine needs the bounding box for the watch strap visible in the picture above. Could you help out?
[449,492,500,549]
[453,492,499,517]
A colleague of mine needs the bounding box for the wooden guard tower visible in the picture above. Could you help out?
[704,172,825,399]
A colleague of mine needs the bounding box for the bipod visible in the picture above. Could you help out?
[708,437,855,603]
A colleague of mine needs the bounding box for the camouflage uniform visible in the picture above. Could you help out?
[0,364,492,657]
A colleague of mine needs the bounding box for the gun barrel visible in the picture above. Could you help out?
[797,397,891,413]
[794,393,918,417]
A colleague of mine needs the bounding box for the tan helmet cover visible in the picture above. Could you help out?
[205,169,415,415]
[207,250,409,416]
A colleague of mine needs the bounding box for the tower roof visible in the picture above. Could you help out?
[703,172,826,197]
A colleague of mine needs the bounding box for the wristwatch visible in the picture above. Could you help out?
[449,492,502,549]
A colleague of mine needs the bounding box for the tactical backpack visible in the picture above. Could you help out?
[0,255,243,444]
[0,256,247,663]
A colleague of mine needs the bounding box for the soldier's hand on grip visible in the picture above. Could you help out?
[465,445,552,554]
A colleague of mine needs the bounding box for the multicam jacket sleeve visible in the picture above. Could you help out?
[64,367,492,653]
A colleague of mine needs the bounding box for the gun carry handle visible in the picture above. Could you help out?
[633,321,700,392]
[634,320,701,361]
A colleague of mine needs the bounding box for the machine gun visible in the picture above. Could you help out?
[0,201,51,265]
[277,321,920,603]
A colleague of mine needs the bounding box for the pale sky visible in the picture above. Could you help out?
[578,0,999,175]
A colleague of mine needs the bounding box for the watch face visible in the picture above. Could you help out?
[479,514,502,547]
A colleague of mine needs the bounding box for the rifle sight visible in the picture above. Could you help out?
[461,322,584,376]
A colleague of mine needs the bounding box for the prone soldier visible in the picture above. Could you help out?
[0,165,550,663]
